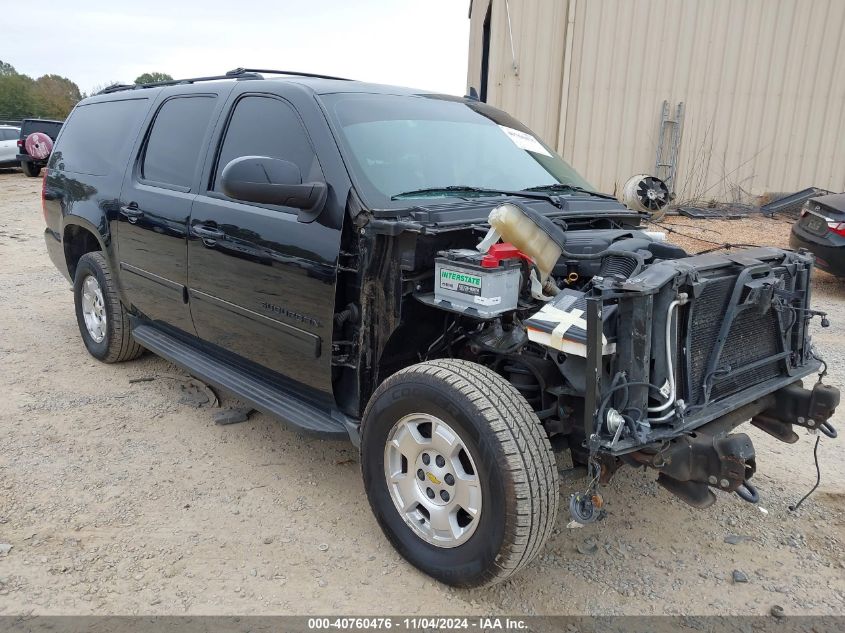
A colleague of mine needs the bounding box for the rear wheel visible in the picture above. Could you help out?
[361,359,559,587]
[73,252,144,363]
[21,161,41,177]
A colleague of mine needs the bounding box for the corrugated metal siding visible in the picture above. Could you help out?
[468,0,570,145]
[467,0,845,199]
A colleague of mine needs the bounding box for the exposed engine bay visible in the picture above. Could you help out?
[363,199,841,516]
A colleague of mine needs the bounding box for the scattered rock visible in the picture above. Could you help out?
[128,377,156,384]
[770,605,785,619]
[576,541,598,556]
[213,407,254,426]
[263,537,274,545]
[318,543,329,552]
[0,544,11,556]
[724,534,752,545]
[732,570,749,584]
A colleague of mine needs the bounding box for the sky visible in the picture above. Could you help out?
[4,0,471,96]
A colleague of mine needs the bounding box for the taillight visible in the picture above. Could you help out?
[41,168,49,223]
[16,139,23,148]
[827,221,845,237]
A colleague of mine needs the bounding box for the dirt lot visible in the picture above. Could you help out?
[1,170,843,616]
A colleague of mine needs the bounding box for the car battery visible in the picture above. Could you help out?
[434,247,523,318]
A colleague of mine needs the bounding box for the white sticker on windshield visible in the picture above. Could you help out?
[498,125,552,157]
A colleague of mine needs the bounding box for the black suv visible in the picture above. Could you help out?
[18,118,63,176]
[43,69,838,588]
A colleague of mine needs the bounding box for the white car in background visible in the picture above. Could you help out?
[0,125,21,167]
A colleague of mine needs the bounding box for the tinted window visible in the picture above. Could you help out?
[51,100,146,176]
[143,96,216,188]
[0,129,14,141]
[214,96,320,193]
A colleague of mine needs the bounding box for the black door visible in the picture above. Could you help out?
[116,93,222,333]
[188,93,341,395]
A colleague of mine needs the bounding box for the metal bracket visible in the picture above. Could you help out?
[583,294,604,439]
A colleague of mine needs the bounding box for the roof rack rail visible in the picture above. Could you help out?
[97,70,263,95]
[97,68,352,95]
[226,68,353,81]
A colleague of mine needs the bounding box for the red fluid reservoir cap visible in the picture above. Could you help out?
[481,242,533,268]
[25,132,53,160]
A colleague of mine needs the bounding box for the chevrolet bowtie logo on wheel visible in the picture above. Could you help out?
[426,472,441,485]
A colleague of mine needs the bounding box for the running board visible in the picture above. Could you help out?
[132,324,357,442]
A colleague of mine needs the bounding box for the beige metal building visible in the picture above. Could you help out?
[466,0,845,202]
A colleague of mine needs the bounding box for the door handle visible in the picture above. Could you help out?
[192,224,225,241]
[120,203,144,221]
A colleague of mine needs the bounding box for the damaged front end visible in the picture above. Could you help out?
[394,199,839,515]
[580,244,839,508]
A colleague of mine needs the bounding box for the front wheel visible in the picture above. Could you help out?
[361,359,559,587]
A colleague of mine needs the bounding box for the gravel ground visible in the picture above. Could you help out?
[0,170,843,615]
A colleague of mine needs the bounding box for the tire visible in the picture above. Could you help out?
[21,161,41,177]
[73,251,144,363]
[361,359,559,587]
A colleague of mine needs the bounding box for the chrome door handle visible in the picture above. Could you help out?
[120,204,143,221]
[192,224,225,240]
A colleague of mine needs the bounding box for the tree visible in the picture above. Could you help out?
[0,62,81,120]
[0,73,38,120]
[33,74,82,119]
[134,72,173,85]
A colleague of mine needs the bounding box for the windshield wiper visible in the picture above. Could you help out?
[391,186,505,200]
[391,185,562,206]
[524,183,618,201]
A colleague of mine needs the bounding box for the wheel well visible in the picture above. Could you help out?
[63,225,101,280]
[375,302,446,389]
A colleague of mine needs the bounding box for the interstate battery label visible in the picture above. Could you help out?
[439,268,482,296]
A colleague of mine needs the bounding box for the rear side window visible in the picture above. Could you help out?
[142,96,216,189]
[0,129,16,141]
[213,95,320,193]
[51,100,145,176]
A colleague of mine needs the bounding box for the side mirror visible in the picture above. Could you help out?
[220,156,327,223]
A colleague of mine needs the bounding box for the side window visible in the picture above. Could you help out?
[142,96,216,189]
[50,99,147,176]
[213,96,320,196]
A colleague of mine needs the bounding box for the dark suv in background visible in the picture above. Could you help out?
[41,69,838,588]
[18,118,63,176]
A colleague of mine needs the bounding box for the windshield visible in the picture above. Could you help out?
[323,93,594,208]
